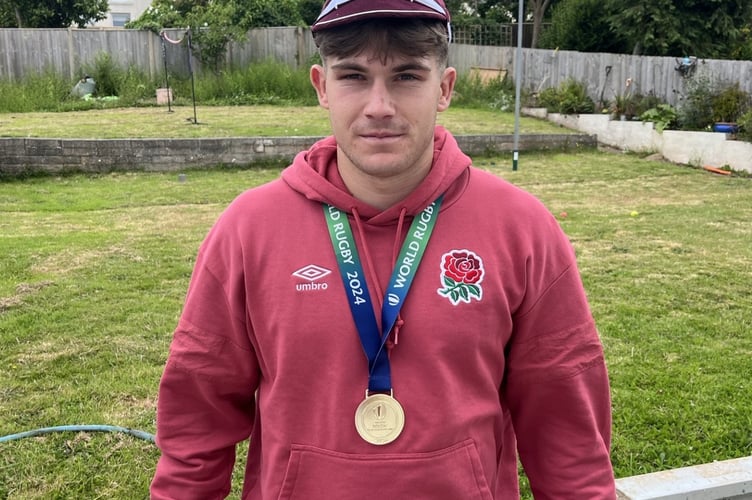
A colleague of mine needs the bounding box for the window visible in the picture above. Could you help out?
[111,13,131,27]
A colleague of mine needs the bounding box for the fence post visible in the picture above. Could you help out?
[67,27,75,81]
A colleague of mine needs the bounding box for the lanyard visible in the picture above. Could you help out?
[324,197,443,393]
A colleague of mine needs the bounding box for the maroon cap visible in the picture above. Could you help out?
[311,0,451,34]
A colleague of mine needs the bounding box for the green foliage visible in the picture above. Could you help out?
[609,94,637,119]
[640,104,677,132]
[605,0,752,59]
[81,52,158,103]
[0,0,108,27]
[452,71,517,111]
[678,78,752,131]
[126,0,305,69]
[534,0,752,58]
[0,70,70,112]
[539,0,625,53]
[632,93,663,118]
[730,26,752,60]
[0,59,318,113]
[677,75,716,131]
[711,83,752,123]
[738,109,752,142]
[188,60,318,106]
[538,79,595,114]
[299,0,323,26]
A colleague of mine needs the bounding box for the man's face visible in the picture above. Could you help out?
[310,50,456,183]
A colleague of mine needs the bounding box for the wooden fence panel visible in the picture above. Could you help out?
[1,27,751,108]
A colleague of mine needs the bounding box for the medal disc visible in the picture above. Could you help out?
[354,393,405,445]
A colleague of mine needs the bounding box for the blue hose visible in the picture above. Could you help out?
[0,425,155,444]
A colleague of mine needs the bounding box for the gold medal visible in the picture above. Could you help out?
[354,392,405,445]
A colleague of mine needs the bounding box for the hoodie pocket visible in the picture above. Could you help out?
[277,438,493,500]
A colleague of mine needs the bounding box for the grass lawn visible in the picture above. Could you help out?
[0,105,572,138]
[1,111,751,497]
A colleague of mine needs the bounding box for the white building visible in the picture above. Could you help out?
[92,0,152,27]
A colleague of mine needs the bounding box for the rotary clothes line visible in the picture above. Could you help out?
[159,29,199,124]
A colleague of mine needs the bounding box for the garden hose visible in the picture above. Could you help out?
[0,424,155,444]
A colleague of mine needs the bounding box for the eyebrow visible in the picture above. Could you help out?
[329,61,433,73]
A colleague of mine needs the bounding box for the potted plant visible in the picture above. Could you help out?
[711,83,751,134]
[611,94,636,120]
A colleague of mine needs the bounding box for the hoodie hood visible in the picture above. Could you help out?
[282,126,471,224]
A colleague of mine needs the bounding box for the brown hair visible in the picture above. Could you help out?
[313,18,449,69]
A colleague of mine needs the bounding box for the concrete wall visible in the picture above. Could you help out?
[0,133,596,176]
[616,455,752,500]
[535,110,752,174]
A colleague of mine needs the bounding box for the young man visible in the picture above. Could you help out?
[150,0,616,498]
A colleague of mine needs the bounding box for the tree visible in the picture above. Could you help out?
[538,0,752,59]
[539,0,626,53]
[128,0,305,69]
[606,0,752,59]
[528,0,555,49]
[0,0,108,28]
[445,0,560,48]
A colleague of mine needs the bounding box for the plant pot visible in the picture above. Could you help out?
[713,122,739,133]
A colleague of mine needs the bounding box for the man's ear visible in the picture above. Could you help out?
[310,64,329,109]
[437,67,457,112]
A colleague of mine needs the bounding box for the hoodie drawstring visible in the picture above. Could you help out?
[390,208,409,347]
[350,206,409,350]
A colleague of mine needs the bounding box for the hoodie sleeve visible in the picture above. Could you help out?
[504,234,615,497]
[151,221,260,499]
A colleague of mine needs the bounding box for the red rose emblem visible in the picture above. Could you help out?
[438,250,484,305]
[442,251,483,284]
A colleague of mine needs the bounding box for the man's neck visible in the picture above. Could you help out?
[337,161,432,210]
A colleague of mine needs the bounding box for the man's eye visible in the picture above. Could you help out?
[397,74,419,81]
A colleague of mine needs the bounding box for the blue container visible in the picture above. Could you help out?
[713,122,739,133]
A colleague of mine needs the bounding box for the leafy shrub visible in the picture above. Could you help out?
[0,70,79,112]
[678,78,752,130]
[452,71,516,111]
[677,75,716,130]
[538,79,595,114]
[191,60,317,106]
[609,93,636,118]
[738,110,752,142]
[711,83,751,123]
[640,104,678,132]
[79,52,158,105]
[633,93,663,117]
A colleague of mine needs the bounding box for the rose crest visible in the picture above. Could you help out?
[437,250,484,305]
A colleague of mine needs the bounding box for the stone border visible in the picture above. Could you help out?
[0,134,595,176]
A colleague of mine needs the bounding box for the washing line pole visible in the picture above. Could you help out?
[159,31,173,113]
[512,0,524,171]
[187,27,198,125]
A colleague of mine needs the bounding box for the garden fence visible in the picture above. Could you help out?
[1,27,751,107]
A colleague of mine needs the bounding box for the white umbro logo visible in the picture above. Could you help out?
[292,264,332,281]
[292,264,332,292]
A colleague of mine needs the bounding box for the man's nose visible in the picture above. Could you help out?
[363,79,396,119]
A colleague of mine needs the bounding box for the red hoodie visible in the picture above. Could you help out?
[151,127,615,499]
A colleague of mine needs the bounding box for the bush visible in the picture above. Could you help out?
[711,83,751,123]
[538,79,595,114]
[678,78,752,130]
[452,71,516,111]
[738,110,752,142]
[190,60,317,106]
[677,75,716,130]
[640,104,678,132]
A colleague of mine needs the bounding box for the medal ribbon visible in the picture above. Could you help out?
[324,197,443,393]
